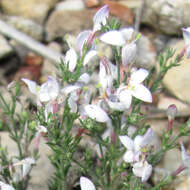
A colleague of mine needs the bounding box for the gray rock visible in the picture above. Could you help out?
[0,0,59,24]
[162,39,190,103]
[0,34,13,59]
[45,10,94,41]
[4,16,44,41]
[55,0,85,11]
[136,34,156,68]
[142,0,190,35]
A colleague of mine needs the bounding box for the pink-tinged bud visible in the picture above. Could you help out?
[172,164,185,177]
[166,104,178,120]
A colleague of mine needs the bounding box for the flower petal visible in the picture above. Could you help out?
[120,27,135,41]
[61,85,81,95]
[0,181,15,190]
[100,31,126,46]
[78,73,91,84]
[80,177,96,190]
[107,100,127,111]
[38,77,59,102]
[65,48,77,72]
[182,27,190,46]
[123,150,135,163]
[77,30,91,52]
[118,89,132,109]
[68,96,78,113]
[83,50,98,66]
[122,42,137,65]
[84,104,109,123]
[141,128,154,147]
[93,5,109,32]
[131,84,152,103]
[130,68,149,84]
[180,142,190,167]
[21,78,37,94]
[119,135,134,150]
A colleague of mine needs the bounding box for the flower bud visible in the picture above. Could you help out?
[166,104,178,120]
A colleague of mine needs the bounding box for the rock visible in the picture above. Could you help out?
[84,0,100,8]
[102,0,134,25]
[45,10,94,41]
[136,34,156,68]
[141,0,190,35]
[152,148,182,187]
[4,16,44,41]
[55,0,85,11]
[0,0,59,24]
[158,94,190,117]
[146,119,189,144]
[152,146,190,190]
[118,0,141,10]
[0,34,13,59]
[162,39,190,103]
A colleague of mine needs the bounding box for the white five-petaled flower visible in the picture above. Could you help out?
[100,27,137,65]
[182,27,190,58]
[80,177,96,190]
[22,76,59,105]
[0,181,15,190]
[119,128,154,163]
[117,68,152,109]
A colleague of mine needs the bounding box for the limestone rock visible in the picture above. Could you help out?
[157,94,190,117]
[162,39,190,103]
[4,16,43,41]
[55,0,85,11]
[0,0,59,24]
[136,34,156,68]
[45,10,94,41]
[142,0,190,35]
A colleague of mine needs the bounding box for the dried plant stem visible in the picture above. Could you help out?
[0,19,65,63]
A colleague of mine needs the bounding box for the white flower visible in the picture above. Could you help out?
[117,68,152,108]
[22,76,59,104]
[100,27,137,65]
[119,128,154,163]
[182,27,190,58]
[99,58,117,92]
[12,157,35,180]
[132,160,152,182]
[84,104,110,123]
[80,177,96,190]
[0,181,15,190]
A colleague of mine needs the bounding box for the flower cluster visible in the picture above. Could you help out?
[20,4,155,185]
